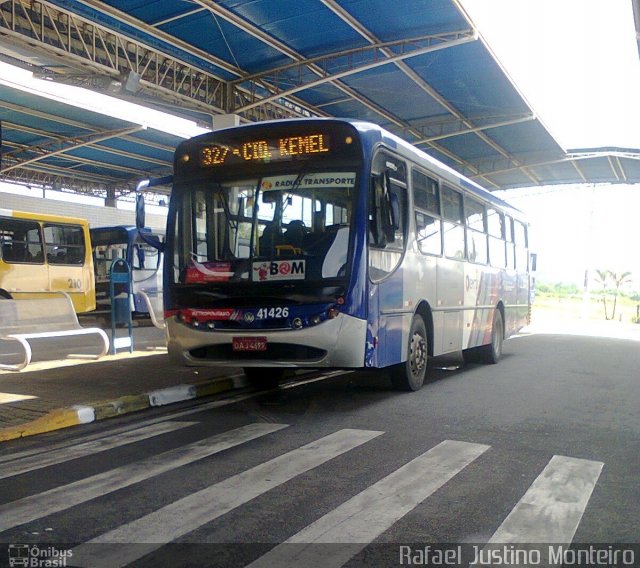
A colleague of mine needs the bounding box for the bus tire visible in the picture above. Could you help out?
[477,309,504,364]
[0,290,11,299]
[390,315,428,391]
[243,367,284,390]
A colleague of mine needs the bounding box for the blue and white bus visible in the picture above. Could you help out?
[91,225,163,315]
[162,119,531,390]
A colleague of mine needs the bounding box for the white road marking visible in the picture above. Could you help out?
[72,428,383,568]
[0,422,288,532]
[248,440,490,568]
[0,421,198,480]
[488,454,604,543]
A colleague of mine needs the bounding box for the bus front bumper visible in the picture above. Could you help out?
[166,312,367,369]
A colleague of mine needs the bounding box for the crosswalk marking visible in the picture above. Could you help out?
[0,422,608,568]
[71,428,384,568]
[247,440,490,568]
[0,422,288,533]
[0,421,198,480]
[488,455,604,543]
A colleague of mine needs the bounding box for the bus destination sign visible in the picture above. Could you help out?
[200,133,331,167]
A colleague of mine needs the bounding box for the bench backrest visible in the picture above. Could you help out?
[0,296,80,335]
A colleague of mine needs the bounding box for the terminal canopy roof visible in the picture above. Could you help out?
[1,0,639,198]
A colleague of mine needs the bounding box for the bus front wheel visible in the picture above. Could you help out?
[390,315,428,392]
[243,367,285,390]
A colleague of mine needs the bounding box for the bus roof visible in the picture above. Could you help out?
[0,208,89,226]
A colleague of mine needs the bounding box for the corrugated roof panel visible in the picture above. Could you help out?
[221,0,366,57]
[338,67,450,121]
[342,0,463,40]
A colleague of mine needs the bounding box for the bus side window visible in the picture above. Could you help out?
[412,169,442,256]
[505,216,516,270]
[44,224,85,265]
[514,220,528,269]
[0,218,42,264]
[465,197,487,264]
[487,208,506,268]
[441,185,465,260]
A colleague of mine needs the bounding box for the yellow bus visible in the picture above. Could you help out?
[0,208,96,312]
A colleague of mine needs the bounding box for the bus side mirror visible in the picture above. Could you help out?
[380,170,396,244]
[530,252,537,272]
[135,193,146,230]
[389,192,400,232]
[371,171,396,247]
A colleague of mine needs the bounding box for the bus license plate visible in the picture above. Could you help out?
[232,337,267,352]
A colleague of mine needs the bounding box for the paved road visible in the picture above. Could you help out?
[1,329,639,567]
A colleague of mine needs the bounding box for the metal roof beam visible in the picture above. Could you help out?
[2,138,163,179]
[569,159,588,183]
[1,125,145,174]
[320,0,540,186]
[233,31,476,113]
[150,8,208,29]
[477,149,640,181]
[192,2,434,130]
[192,1,493,178]
[42,0,328,121]
[0,0,230,113]
[63,0,241,76]
[3,121,169,166]
[0,100,174,154]
[414,114,536,143]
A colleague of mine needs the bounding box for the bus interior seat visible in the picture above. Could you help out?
[259,223,283,254]
[284,220,306,250]
[2,243,13,262]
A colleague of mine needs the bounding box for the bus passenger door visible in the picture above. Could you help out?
[367,166,408,368]
[436,257,464,353]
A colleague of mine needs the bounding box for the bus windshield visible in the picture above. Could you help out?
[173,170,356,285]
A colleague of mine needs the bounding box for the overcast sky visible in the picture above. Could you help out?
[459,0,640,150]
[462,0,640,289]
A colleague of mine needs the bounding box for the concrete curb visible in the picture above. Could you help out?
[0,374,248,443]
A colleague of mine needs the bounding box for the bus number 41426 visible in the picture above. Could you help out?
[256,307,289,319]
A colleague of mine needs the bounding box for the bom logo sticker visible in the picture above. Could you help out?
[252,260,305,281]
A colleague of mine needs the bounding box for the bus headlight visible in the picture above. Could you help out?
[327,308,340,319]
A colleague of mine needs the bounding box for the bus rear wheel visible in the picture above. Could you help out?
[390,315,428,392]
[464,309,503,365]
[243,367,285,390]
[477,309,504,364]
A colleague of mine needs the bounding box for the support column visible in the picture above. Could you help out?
[105,187,117,208]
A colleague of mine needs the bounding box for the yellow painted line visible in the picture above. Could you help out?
[0,407,83,442]
[193,378,235,398]
[0,376,239,442]
[92,394,151,420]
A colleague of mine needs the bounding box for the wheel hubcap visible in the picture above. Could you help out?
[409,332,427,377]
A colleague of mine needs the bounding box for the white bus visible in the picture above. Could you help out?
[159,119,532,390]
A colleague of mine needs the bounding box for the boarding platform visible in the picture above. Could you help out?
[0,322,245,442]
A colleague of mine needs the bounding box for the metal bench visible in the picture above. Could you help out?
[0,294,109,371]
[138,290,165,330]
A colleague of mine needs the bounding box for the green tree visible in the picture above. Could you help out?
[609,270,632,320]
[595,269,610,320]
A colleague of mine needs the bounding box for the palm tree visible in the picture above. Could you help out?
[595,269,610,320]
[609,270,632,321]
